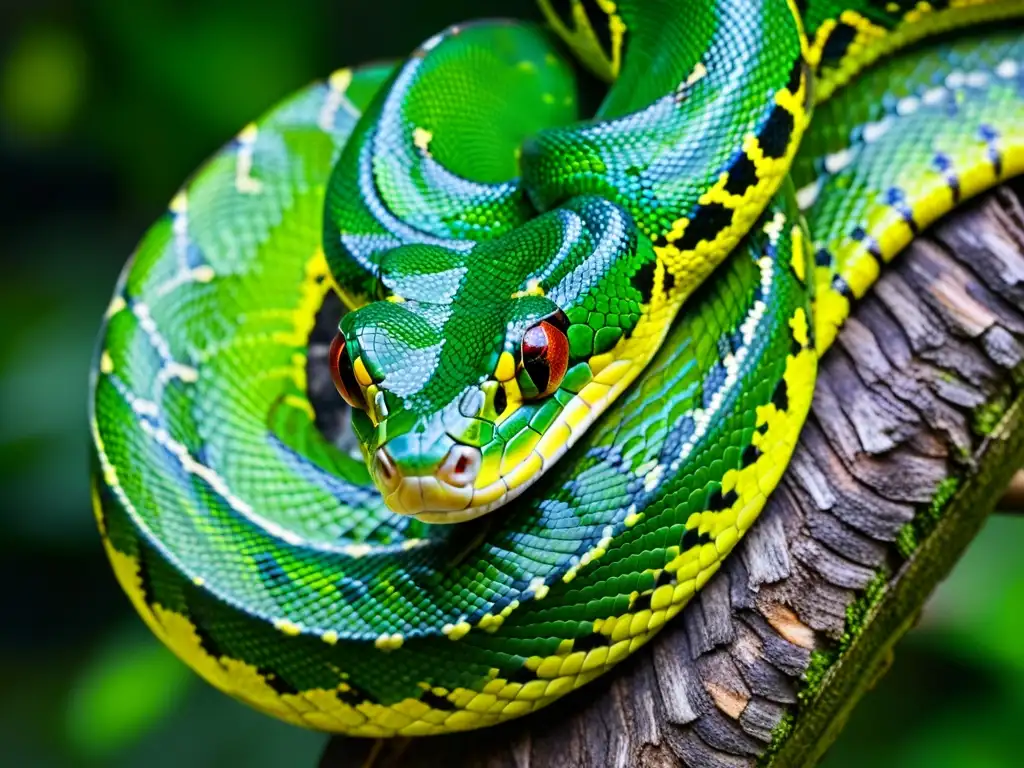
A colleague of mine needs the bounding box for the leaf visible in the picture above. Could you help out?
[65,626,193,760]
[0,25,88,141]
[913,516,1024,674]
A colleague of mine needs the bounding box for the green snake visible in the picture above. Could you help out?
[90,0,1024,737]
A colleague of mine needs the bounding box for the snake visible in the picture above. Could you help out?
[89,0,1024,737]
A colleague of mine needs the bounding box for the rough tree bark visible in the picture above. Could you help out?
[319,179,1024,768]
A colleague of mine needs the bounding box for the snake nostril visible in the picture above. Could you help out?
[375,447,400,489]
[438,445,481,487]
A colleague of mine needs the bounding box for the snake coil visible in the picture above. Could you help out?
[90,0,1024,737]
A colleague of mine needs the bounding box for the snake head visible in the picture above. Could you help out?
[330,199,660,523]
[331,282,574,523]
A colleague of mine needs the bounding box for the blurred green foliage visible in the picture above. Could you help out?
[1,26,87,141]
[822,516,1024,768]
[0,1,1020,766]
[65,626,193,760]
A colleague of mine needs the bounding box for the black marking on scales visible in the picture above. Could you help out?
[980,124,1004,177]
[881,188,919,235]
[933,152,962,203]
[831,274,856,302]
[850,225,885,260]
[742,443,763,467]
[192,620,231,664]
[675,202,734,251]
[723,150,760,196]
[786,57,803,95]
[707,487,739,513]
[264,670,302,696]
[630,259,657,300]
[572,631,613,652]
[631,590,654,612]
[420,689,457,711]
[502,664,539,684]
[757,102,796,160]
[820,20,858,66]
[663,267,677,292]
[772,378,790,412]
[681,525,714,551]
[337,683,375,708]
[135,544,158,608]
[653,569,676,588]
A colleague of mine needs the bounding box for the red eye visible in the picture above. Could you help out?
[329,334,367,411]
[520,320,569,398]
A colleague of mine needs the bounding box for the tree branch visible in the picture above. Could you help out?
[321,180,1024,768]
[998,469,1024,513]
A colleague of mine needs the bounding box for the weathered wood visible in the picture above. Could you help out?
[319,180,1024,768]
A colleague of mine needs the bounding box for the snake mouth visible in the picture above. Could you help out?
[384,477,500,524]
[383,476,474,519]
[374,443,489,522]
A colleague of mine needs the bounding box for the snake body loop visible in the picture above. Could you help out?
[91,0,1024,736]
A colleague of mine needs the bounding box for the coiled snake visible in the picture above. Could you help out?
[90,0,1024,737]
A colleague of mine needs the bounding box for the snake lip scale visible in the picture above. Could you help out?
[90,0,1024,737]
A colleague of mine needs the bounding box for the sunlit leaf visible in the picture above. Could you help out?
[65,627,193,760]
[1,25,88,141]
[913,517,1024,673]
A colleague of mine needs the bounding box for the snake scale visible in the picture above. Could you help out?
[90,0,1024,737]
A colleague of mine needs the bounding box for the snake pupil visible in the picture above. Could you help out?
[329,334,367,411]
[493,385,508,416]
[520,320,569,398]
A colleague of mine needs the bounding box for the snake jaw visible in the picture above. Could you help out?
[383,475,478,522]
[372,437,486,522]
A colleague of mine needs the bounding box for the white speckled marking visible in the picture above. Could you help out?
[235,123,264,195]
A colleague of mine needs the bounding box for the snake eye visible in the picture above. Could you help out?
[329,334,367,411]
[519,319,569,399]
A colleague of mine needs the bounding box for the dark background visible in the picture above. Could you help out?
[1,1,1022,765]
